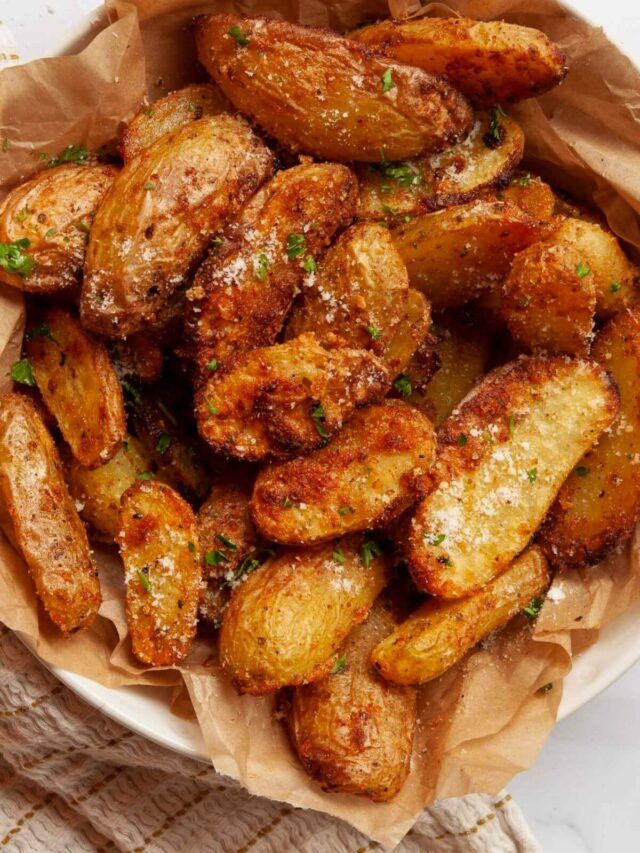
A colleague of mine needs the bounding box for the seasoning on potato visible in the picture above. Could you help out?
[118,480,202,667]
[195,14,473,163]
[81,114,274,338]
[382,289,432,379]
[219,535,387,694]
[24,307,126,468]
[252,400,436,545]
[0,393,101,634]
[287,599,417,801]
[405,355,619,599]
[372,546,550,685]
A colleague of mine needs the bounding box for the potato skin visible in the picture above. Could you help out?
[406,356,619,598]
[372,547,550,685]
[539,310,640,568]
[195,333,388,462]
[352,17,568,108]
[189,163,358,373]
[252,400,436,545]
[110,333,164,384]
[0,393,101,634]
[25,308,126,468]
[382,289,432,379]
[118,481,202,666]
[81,114,274,338]
[495,173,556,223]
[219,535,387,694]
[287,600,417,801]
[392,199,553,309]
[0,163,117,293]
[121,84,227,162]
[357,111,524,221]
[195,15,472,163]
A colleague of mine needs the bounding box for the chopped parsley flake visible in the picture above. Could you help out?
[17,207,29,223]
[425,533,446,546]
[540,682,553,693]
[2,138,8,153]
[25,324,56,343]
[301,255,316,273]
[523,596,544,618]
[143,181,156,191]
[393,375,412,397]
[47,144,89,168]
[137,570,151,592]
[282,497,294,508]
[215,533,237,551]
[205,399,218,416]
[0,238,35,277]
[311,403,328,438]
[381,68,395,93]
[143,107,154,117]
[575,260,590,278]
[188,541,196,554]
[610,282,621,293]
[256,253,270,281]
[514,173,531,186]
[381,162,422,189]
[508,415,515,438]
[331,654,347,675]
[483,105,506,148]
[575,465,590,477]
[10,359,35,387]
[137,471,153,481]
[45,227,58,239]
[205,549,229,566]
[206,358,218,372]
[333,546,346,564]
[360,539,383,568]
[156,433,172,454]
[338,505,354,516]
[366,326,382,340]
[457,433,467,446]
[526,467,538,484]
[286,233,305,259]
[228,25,250,46]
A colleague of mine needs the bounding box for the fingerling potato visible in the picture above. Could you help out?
[382,288,432,378]
[195,14,472,163]
[494,173,555,222]
[219,535,387,694]
[287,599,417,801]
[0,163,117,293]
[0,393,101,634]
[81,114,274,338]
[372,546,550,685]
[118,481,202,666]
[121,84,226,162]
[352,16,567,108]
[539,309,640,567]
[357,110,524,221]
[189,163,358,372]
[252,400,435,545]
[195,333,388,461]
[25,308,126,467]
[406,356,619,598]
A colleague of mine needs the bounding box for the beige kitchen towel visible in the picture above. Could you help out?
[0,625,540,852]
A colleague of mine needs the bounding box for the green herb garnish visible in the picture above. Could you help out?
[205,549,229,566]
[338,505,354,516]
[523,596,544,618]
[137,471,153,481]
[457,433,468,446]
[282,497,294,508]
[25,324,56,343]
[381,68,395,93]
[610,282,621,293]
[575,260,590,278]
[360,539,383,568]
[256,253,270,281]
[137,570,151,592]
[205,399,218,416]
[366,326,382,340]
[526,467,538,484]
[575,465,590,477]
[425,533,446,546]
[483,105,506,148]
[143,181,156,191]
[333,547,346,564]
[206,358,218,372]
[0,238,35,277]
[286,233,306,259]
[156,434,172,454]
[10,359,35,387]
[228,25,250,46]
[215,533,237,551]
[301,256,316,273]
[311,403,328,438]
[331,654,347,675]
[47,144,89,168]
[393,375,412,397]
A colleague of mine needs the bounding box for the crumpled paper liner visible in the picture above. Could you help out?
[0,0,639,845]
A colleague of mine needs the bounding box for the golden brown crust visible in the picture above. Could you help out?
[352,16,568,108]
[195,14,472,162]
[81,114,274,339]
[382,289,432,379]
[219,535,387,694]
[118,480,202,666]
[25,308,126,468]
[252,400,436,544]
[287,600,417,801]
[110,333,164,384]
[493,173,556,222]
[0,393,101,634]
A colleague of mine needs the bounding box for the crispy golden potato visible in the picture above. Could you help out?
[0,393,101,634]
[501,238,596,355]
[118,481,202,666]
[372,547,550,685]
[393,199,553,309]
[121,84,227,162]
[110,333,164,384]
[197,479,262,628]
[287,599,417,801]
[195,15,472,163]
[405,356,619,598]
[252,401,435,545]
[195,333,388,462]
[357,110,524,221]
[24,308,126,468]
[539,310,640,567]
[382,289,432,378]
[81,114,274,338]
[352,16,567,108]
[495,173,555,222]
[0,163,117,293]
[189,163,358,373]
[219,535,387,694]
[285,222,409,360]
[66,436,156,541]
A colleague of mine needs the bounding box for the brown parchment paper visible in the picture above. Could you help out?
[1,0,640,845]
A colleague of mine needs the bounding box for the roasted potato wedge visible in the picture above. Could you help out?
[352,16,568,108]
[287,599,417,801]
[25,308,126,467]
[0,393,101,634]
[285,222,409,360]
[494,173,555,223]
[118,481,202,666]
[121,84,226,162]
[195,333,388,461]
[66,436,156,541]
[252,401,435,545]
[501,238,596,355]
[189,163,358,372]
[110,333,164,384]
[406,356,619,598]
[81,114,274,338]
[372,546,550,685]
[195,14,472,163]
[219,535,387,694]
[382,289,432,379]
[393,199,553,309]
[357,110,524,221]
[0,163,117,293]
[539,310,640,567]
